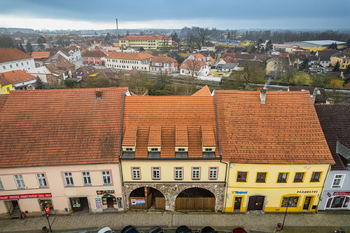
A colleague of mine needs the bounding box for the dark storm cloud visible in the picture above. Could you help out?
[1,0,350,28]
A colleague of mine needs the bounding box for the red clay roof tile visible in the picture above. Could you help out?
[0,70,36,86]
[0,87,127,168]
[176,126,188,147]
[122,126,138,146]
[192,85,211,96]
[148,125,162,147]
[0,48,32,63]
[216,90,334,164]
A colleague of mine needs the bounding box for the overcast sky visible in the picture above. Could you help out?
[0,0,349,30]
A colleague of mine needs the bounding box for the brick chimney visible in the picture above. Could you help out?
[260,89,266,104]
[96,89,102,99]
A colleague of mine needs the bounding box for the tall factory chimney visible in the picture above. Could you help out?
[116,19,118,38]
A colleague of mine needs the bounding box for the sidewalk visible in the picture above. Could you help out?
[0,211,349,233]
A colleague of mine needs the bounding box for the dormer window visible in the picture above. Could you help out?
[205,148,213,152]
[125,148,133,151]
[178,148,186,152]
[151,148,158,152]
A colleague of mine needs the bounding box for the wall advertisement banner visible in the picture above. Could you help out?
[0,193,52,200]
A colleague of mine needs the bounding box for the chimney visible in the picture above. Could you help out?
[326,98,334,105]
[260,89,266,104]
[96,89,102,99]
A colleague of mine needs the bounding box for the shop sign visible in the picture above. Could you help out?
[131,199,145,205]
[296,190,318,194]
[0,193,52,200]
[96,190,115,195]
[95,198,102,210]
[333,192,350,196]
[232,191,247,194]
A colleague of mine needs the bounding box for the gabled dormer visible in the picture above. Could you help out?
[122,126,137,158]
[201,125,216,158]
[175,125,188,158]
[148,125,161,158]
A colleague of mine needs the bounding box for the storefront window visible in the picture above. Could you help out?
[39,198,53,213]
[281,196,299,207]
[331,196,346,208]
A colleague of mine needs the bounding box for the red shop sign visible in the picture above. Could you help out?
[333,192,350,196]
[0,193,52,200]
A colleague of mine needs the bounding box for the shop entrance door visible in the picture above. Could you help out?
[303,196,312,210]
[70,197,89,212]
[247,196,265,211]
[6,200,21,218]
[234,197,242,212]
[107,197,114,208]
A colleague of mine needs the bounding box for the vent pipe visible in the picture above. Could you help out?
[260,89,266,104]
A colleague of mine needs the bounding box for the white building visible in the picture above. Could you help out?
[66,46,82,62]
[106,52,153,72]
[0,48,35,73]
[179,59,209,77]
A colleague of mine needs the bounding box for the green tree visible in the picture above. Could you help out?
[126,31,130,36]
[300,58,309,69]
[149,73,173,95]
[347,39,350,48]
[333,61,340,71]
[257,38,263,53]
[104,33,111,42]
[230,61,266,87]
[26,41,33,55]
[139,47,145,51]
[344,65,350,76]
[35,76,45,89]
[265,40,273,51]
[221,76,245,90]
[327,78,344,89]
[19,43,26,53]
[0,35,14,48]
[171,31,179,43]
[37,36,46,44]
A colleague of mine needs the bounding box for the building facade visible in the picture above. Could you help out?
[216,90,334,213]
[106,52,153,72]
[0,88,127,218]
[0,49,35,73]
[150,57,178,73]
[120,36,172,50]
[82,51,107,66]
[0,70,36,93]
[120,94,225,212]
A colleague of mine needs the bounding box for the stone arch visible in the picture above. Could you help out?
[123,183,225,211]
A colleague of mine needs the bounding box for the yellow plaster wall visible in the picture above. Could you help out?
[0,84,13,94]
[122,160,226,182]
[223,163,330,212]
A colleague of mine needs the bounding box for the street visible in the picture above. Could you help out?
[0,211,349,233]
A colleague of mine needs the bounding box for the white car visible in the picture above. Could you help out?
[98,227,115,233]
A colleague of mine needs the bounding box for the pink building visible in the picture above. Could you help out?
[82,50,107,65]
[0,88,127,217]
[150,57,178,73]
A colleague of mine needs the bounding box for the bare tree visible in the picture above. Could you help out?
[183,59,203,94]
[194,27,210,50]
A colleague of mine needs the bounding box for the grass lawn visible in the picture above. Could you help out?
[210,70,228,77]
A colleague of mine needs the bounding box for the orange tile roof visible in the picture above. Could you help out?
[0,48,32,63]
[120,35,171,40]
[83,50,106,58]
[201,125,216,147]
[151,56,177,64]
[148,125,161,146]
[216,90,335,164]
[0,95,8,112]
[32,51,50,59]
[175,125,188,147]
[122,126,138,146]
[180,59,207,71]
[192,85,211,96]
[191,54,205,59]
[0,87,127,168]
[122,96,219,159]
[108,52,153,61]
[0,70,36,86]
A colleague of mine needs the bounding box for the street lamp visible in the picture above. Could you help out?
[281,197,292,230]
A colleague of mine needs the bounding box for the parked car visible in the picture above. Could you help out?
[121,225,138,233]
[201,227,216,233]
[98,227,115,233]
[176,225,192,233]
[232,227,247,233]
[149,226,166,233]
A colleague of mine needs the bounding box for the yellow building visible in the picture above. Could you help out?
[215,90,335,213]
[0,70,36,94]
[331,55,350,69]
[120,88,226,212]
[239,40,251,46]
[120,35,172,50]
[285,40,347,52]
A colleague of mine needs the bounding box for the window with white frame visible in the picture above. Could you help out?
[36,174,47,188]
[132,167,140,180]
[192,167,200,180]
[332,174,346,188]
[14,175,25,188]
[102,171,111,185]
[175,167,183,180]
[209,167,218,180]
[64,172,74,186]
[0,179,4,190]
[82,172,91,185]
[152,167,160,180]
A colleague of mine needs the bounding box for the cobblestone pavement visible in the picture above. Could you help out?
[0,211,349,233]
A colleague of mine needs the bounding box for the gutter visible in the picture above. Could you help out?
[213,90,222,159]
[118,90,126,211]
[316,164,331,214]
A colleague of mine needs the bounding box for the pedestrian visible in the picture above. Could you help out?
[21,212,26,219]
